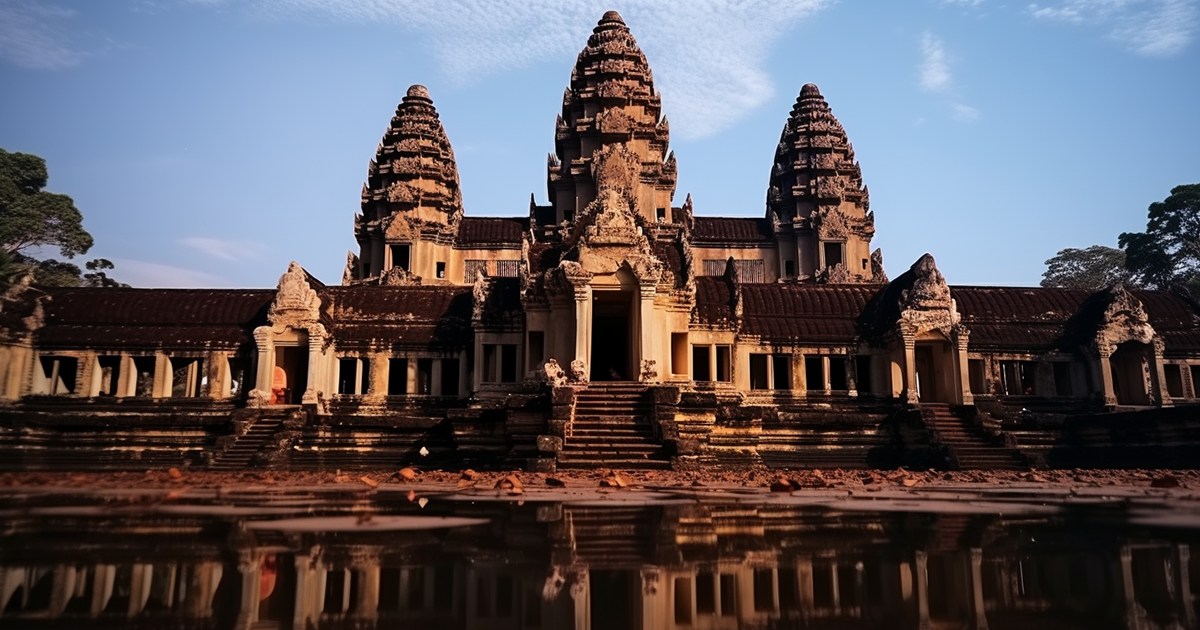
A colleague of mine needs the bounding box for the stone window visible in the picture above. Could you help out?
[1054,362,1074,397]
[1164,364,1184,398]
[671,334,688,376]
[828,356,846,391]
[702,259,725,276]
[968,359,986,395]
[528,331,545,368]
[388,358,408,395]
[784,260,796,278]
[773,355,792,390]
[495,260,520,277]
[692,345,711,381]
[715,345,732,382]
[441,358,460,396]
[749,354,769,390]
[753,569,775,612]
[1000,360,1036,395]
[170,357,204,397]
[805,357,823,392]
[481,344,519,383]
[337,358,369,395]
[132,357,155,396]
[390,244,411,271]
[464,260,488,283]
[701,259,765,282]
[656,207,668,222]
[696,572,716,614]
[855,355,873,394]
[674,577,692,624]
[96,356,121,396]
[228,357,249,397]
[720,575,737,616]
[417,359,433,394]
[823,242,844,267]
[1191,365,1200,397]
[435,262,446,279]
[35,356,77,395]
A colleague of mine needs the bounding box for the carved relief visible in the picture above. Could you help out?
[268,261,321,330]
[639,359,658,383]
[898,254,961,335]
[1094,284,1156,351]
[591,145,638,199]
[814,207,849,239]
[543,359,568,388]
[569,359,588,384]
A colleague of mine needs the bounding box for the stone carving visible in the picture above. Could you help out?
[569,359,588,383]
[898,253,960,334]
[819,262,851,284]
[471,270,488,323]
[1094,284,1156,350]
[591,145,638,199]
[383,214,415,241]
[639,359,658,383]
[585,190,642,246]
[378,266,421,286]
[341,251,358,286]
[268,261,320,329]
[543,359,568,388]
[814,208,849,239]
[871,248,888,283]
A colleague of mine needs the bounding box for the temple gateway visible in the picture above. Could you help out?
[2,12,1199,471]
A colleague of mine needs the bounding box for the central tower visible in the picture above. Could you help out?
[547,11,677,226]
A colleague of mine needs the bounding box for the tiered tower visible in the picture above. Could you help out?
[349,85,462,283]
[767,84,879,283]
[547,11,676,226]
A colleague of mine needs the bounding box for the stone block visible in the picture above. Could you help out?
[526,457,556,473]
[537,435,563,453]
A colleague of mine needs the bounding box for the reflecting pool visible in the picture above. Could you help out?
[1,485,1197,629]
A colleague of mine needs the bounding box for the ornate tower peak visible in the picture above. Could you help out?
[545,12,676,227]
[349,84,463,284]
[768,83,878,283]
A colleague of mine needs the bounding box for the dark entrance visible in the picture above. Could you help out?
[915,345,939,402]
[591,291,633,381]
[590,570,636,630]
[275,345,308,404]
[1111,341,1152,405]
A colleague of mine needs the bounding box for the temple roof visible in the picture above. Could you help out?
[34,288,272,349]
[457,217,527,247]
[691,217,774,245]
[360,84,462,225]
[767,83,868,222]
[319,285,472,349]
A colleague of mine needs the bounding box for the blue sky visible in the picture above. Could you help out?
[1,0,1197,288]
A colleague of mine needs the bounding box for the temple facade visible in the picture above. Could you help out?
[1,11,1199,471]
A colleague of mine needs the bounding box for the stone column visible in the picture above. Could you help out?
[915,551,931,630]
[354,560,381,623]
[1094,343,1118,406]
[48,565,76,618]
[1176,544,1196,628]
[1118,544,1141,629]
[302,328,323,405]
[821,355,831,394]
[234,558,260,630]
[431,359,443,396]
[968,548,989,630]
[793,354,806,397]
[1152,339,1173,407]
[847,354,859,397]
[570,567,590,630]
[250,327,274,407]
[153,352,172,398]
[638,284,656,382]
[408,358,419,397]
[954,329,974,406]
[573,285,592,372]
[90,564,116,617]
[902,332,919,405]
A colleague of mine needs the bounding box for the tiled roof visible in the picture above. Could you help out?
[651,239,686,289]
[691,217,773,244]
[457,217,527,246]
[952,286,1090,351]
[741,284,878,343]
[35,288,272,349]
[320,285,474,348]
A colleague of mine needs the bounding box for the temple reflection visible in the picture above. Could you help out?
[1,500,1196,629]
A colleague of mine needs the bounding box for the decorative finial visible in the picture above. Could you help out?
[406,84,431,99]
[800,83,821,98]
[600,10,624,24]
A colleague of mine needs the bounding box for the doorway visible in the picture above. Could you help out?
[590,570,636,630]
[274,346,308,404]
[914,341,952,403]
[591,291,633,381]
[1110,342,1152,405]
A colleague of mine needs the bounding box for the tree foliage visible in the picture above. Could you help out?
[0,148,124,288]
[1119,184,1200,296]
[1040,245,1132,290]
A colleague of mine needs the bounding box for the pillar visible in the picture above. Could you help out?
[1176,544,1196,628]
[1118,545,1140,630]
[354,561,380,622]
[250,327,274,406]
[153,352,171,398]
[235,559,260,630]
[431,359,443,396]
[915,552,931,630]
[408,358,419,396]
[1094,344,1118,406]
[1152,339,1172,407]
[573,285,591,371]
[302,329,323,405]
[954,330,974,406]
[902,332,919,405]
[638,284,656,382]
[968,548,988,630]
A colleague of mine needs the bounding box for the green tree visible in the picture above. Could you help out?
[1119,183,1200,296]
[0,148,123,288]
[1040,245,1133,290]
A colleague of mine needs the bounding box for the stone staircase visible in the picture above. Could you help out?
[562,506,658,567]
[921,403,1026,470]
[558,382,670,470]
[209,410,288,470]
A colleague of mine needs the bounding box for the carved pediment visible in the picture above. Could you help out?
[384,213,415,241]
[268,261,321,330]
[585,190,643,246]
[898,254,960,335]
[1095,284,1155,351]
[591,144,638,199]
[814,207,849,239]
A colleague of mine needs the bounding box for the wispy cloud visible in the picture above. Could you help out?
[0,0,83,69]
[952,102,981,122]
[207,1,833,140]
[108,258,234,288]
[1028,0,1199,56]
[180,237,266,262]
[919,31,952,92]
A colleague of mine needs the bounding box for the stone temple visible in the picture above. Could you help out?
[1,11,1199,471]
